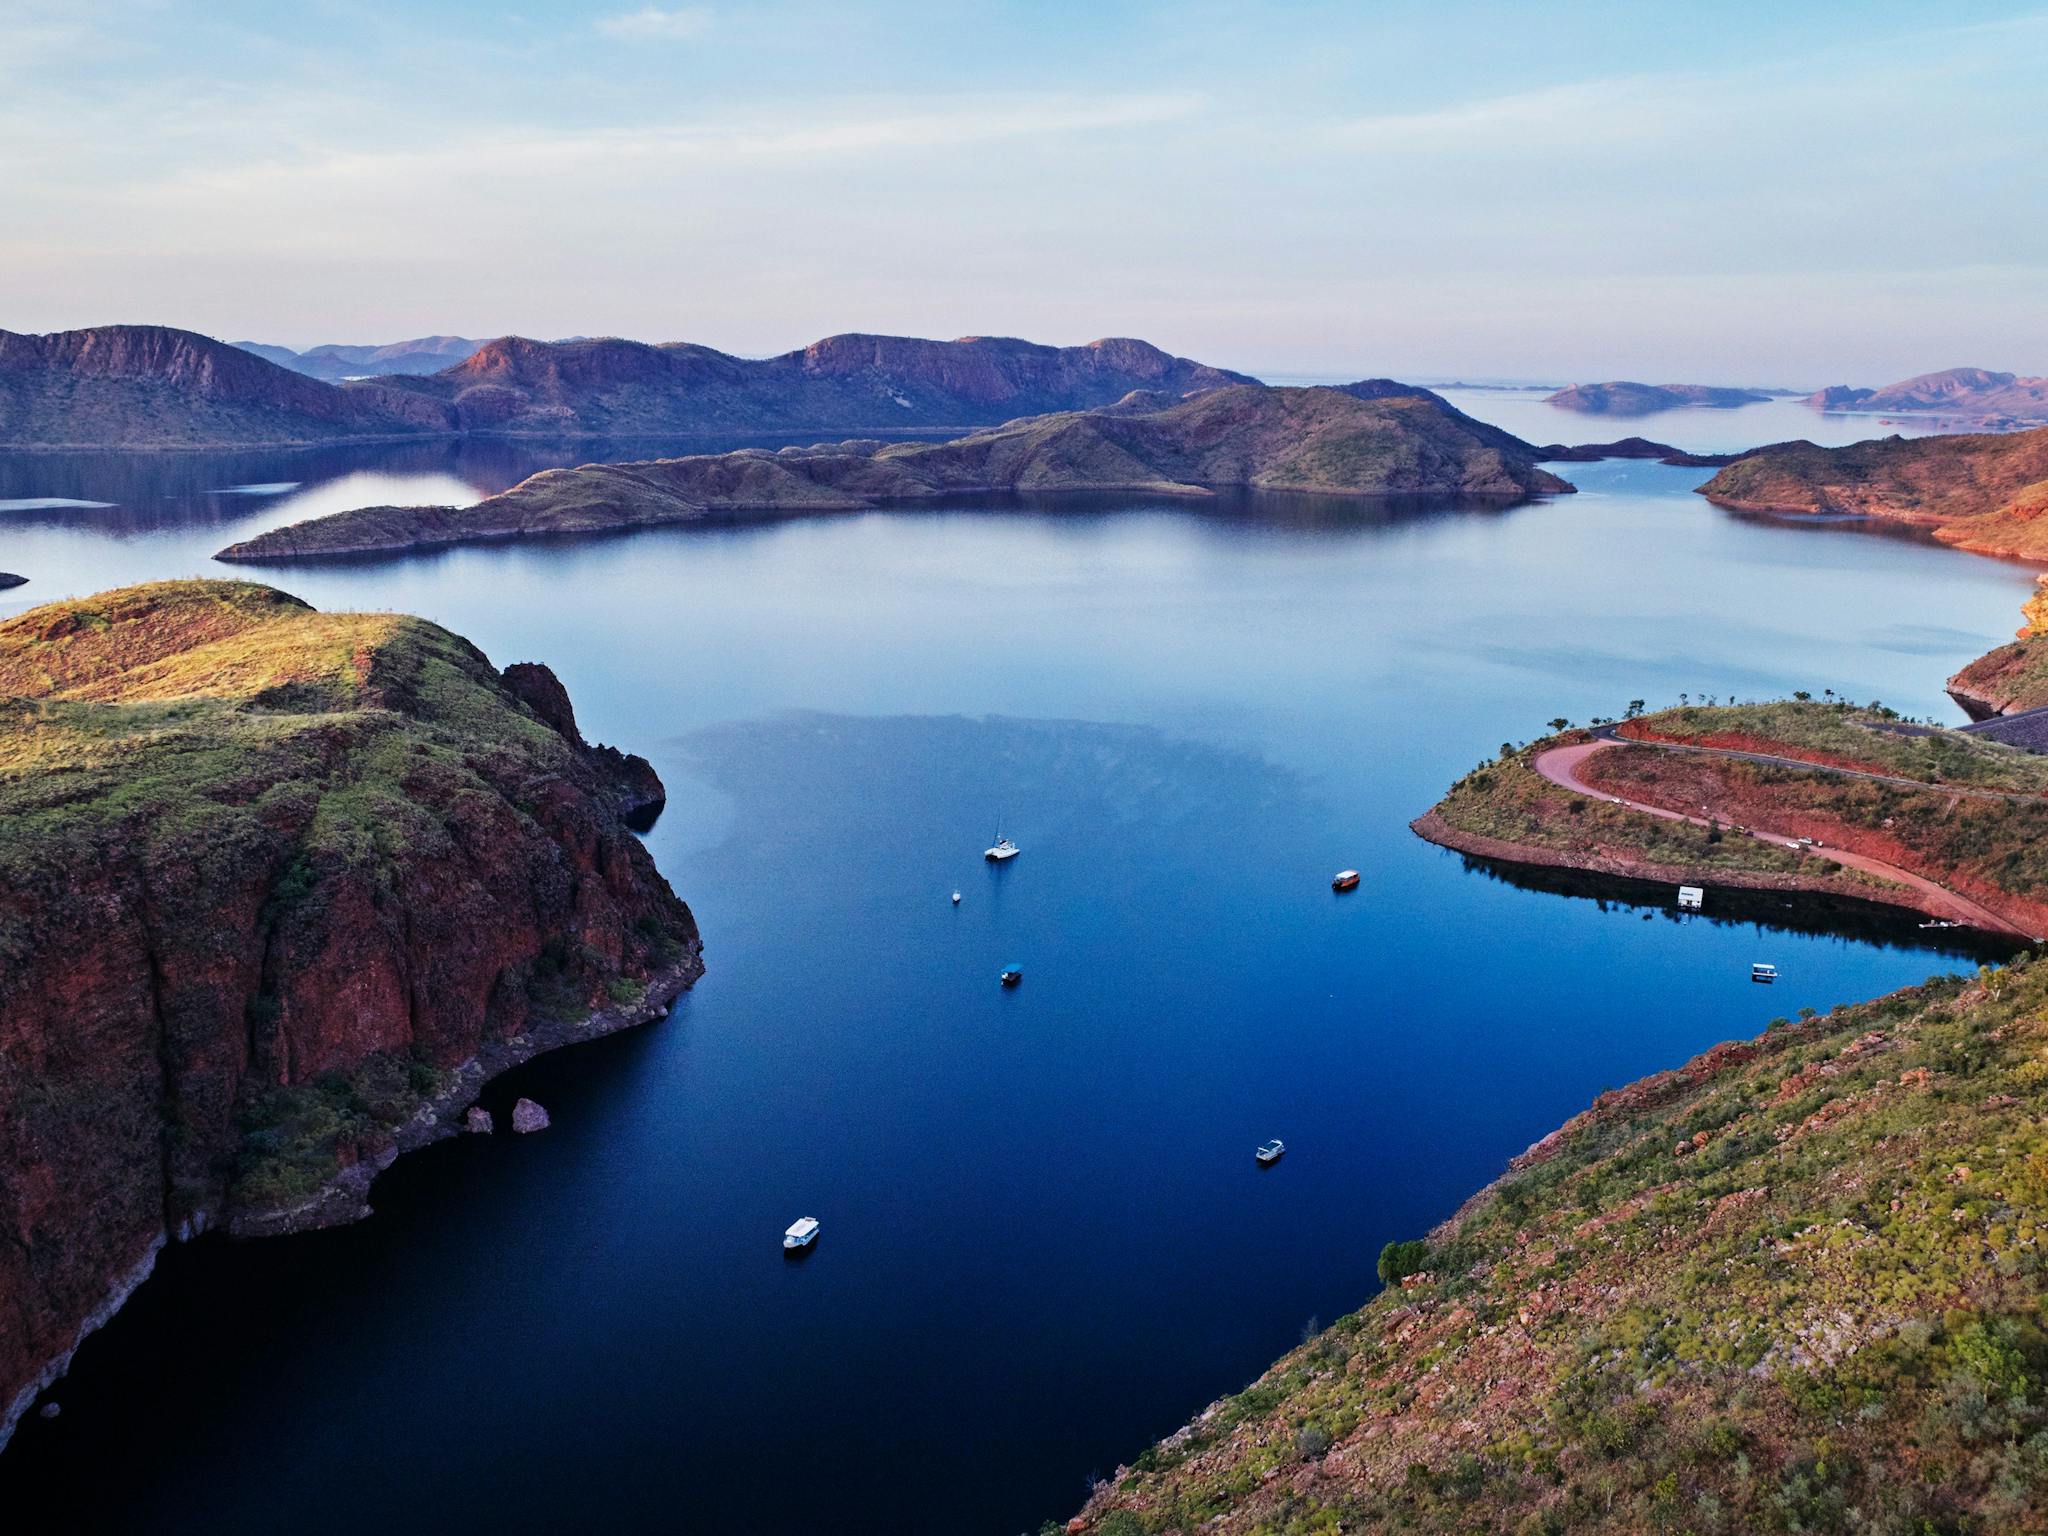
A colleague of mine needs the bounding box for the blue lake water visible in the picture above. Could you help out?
[0,400,2035,1532]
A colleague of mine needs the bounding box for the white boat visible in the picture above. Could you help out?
[951,891,962,905]
[1256,1139,1285,1165]
[1751,963,1778,984]
[783,1217,820,1251]
[985,836,1019,862]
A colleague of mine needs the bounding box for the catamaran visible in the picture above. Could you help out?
[985,834,1019,861]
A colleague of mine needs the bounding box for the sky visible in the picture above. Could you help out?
[3,0,2046,384]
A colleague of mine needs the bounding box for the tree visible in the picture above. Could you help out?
[1793,690,1811,702]
[1378,1238,1431,1285]
[1626,699,1646,719]
[1548,717,1570,732]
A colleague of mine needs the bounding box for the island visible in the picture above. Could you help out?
[1697,426,2048,561]
[0,574,23,590]
[215,385,1575,563]
[1544,381,1774,414]
[0,580,702,1449]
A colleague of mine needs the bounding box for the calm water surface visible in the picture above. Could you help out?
[0,403,2035,1533]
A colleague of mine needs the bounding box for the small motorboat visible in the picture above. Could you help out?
[1331,870,1360,892]
[1256,1139,1286,1165]
[1751,962,1778,984]
[985,836,1019,862]
[1000,965,1023,987]
[951,891,962,905]
[783,1217,820,1251]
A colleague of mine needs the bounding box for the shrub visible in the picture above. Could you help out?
[1378,1239,1431,1285]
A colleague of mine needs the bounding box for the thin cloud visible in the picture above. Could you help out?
[596,7,713,41]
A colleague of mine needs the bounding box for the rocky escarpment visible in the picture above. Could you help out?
[1698,427,2048,560]
[0,581,701,1448]
[0,326,450,448]
[1545,381,1773,414]
[216,385,1575,562]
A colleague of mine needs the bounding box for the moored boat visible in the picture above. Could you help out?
[985,836,1019,861]
[1331,869,1360,891]
[783,1216,820,1251]
[1256,1139,1286,1165]
[1751,962,1778,984]
[1000,964,1023,987]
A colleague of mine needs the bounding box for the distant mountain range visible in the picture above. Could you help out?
[0,325,1256,448]
[1805,367,2048,425]
[231,335,485,380]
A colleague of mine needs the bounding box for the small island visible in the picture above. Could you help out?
[1545,381,1774,414]
[215,385,1575,563]
[0,580,702,1448]
[0,574,24,590]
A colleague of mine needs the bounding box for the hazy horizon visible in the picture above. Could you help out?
[7,0,2047,383]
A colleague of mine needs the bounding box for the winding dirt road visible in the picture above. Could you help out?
[1534,736,2034,939]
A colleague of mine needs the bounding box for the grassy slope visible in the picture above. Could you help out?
[1072,960,2048,1536]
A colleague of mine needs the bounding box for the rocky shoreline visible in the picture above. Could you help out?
[227,950,703,1239]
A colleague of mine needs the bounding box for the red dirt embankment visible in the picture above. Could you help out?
[1556,743,2041,938]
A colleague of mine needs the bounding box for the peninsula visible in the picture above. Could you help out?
[1697,426,2048,561]
[215,385,1574,563]
[1072,621,2048,1533]
[0,580,702,1448]
[1805,368,2048,428]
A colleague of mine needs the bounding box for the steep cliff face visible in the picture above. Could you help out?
[0,581,701,1447]
[0,326,450,447]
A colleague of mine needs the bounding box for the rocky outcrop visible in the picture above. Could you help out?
[216,386,1575,563]
[1545,381,1773,414]
[0,580,702,1448]
[510,1099,550,1134]
[0,574,23,590]
[1697,426,2048,560]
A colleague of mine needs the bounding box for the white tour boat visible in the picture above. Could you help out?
[783,1217,820,1251]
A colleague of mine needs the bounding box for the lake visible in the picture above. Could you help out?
[0,397,2034,1533]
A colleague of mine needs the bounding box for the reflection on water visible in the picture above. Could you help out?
[1454,852,2018,966]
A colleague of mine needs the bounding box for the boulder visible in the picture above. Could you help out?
[511,1097,550,1134]
[464,1106,494,1134]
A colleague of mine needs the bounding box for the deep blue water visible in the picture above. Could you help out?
[0,406,2036,1533]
